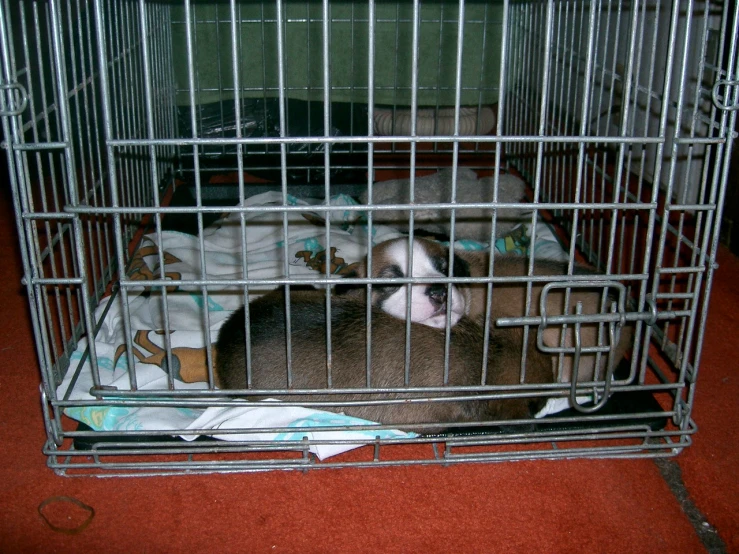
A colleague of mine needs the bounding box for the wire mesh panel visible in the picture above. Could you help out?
[0,0,737,476]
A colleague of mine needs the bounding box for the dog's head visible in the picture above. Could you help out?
[345,237,471,328]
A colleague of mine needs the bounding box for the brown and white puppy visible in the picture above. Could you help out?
[344,236,633,384]
[215,289,553,433]
[340,237,472,328]
[212,237,632,431]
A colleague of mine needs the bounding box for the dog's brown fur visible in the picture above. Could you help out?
[215,289,553,433]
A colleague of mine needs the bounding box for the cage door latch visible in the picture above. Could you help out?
[534,281,630,413]
[712,79,739,111]
[0,82,28,116]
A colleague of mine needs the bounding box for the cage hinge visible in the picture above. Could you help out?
[0,82,28,116]
[644,294,659,327]
[39,384,65,447]
[712,79,739,111]
[673,398,690,427]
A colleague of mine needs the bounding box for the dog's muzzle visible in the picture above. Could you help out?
[426,284,448,310]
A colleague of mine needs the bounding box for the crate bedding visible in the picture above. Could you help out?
[58,186,575,461]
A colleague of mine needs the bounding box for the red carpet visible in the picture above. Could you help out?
[678,247,739,553]
[0,183,736,553]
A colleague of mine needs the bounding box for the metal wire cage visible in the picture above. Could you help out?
[0,0,737,477]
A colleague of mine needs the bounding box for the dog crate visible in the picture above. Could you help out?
[0,0,737,477]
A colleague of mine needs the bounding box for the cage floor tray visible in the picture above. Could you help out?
[71,386,666,452]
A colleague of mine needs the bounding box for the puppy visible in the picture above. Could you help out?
[212,238,632,430]
[215,289,553,433]
[344,236,633,384]
[340,237,472,328]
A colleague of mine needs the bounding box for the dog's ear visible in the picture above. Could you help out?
[333,259,366,296]
[452,254,470,278]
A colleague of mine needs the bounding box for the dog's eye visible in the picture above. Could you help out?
[378,264,404,279]
[372,264,403,302]
[431,256,448,275]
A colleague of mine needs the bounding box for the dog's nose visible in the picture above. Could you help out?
[426,284,447,307]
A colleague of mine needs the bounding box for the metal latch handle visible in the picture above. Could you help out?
[712,79,739,111]
[566,302,620,413]
[0,82,29,116]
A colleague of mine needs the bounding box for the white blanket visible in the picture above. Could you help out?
[59,190,574,460]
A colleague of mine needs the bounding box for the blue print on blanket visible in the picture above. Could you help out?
[113,354,128,371]
[64,406,138,431]
[189,291,225,312]
[301,237,322,254]
[280,236,324,253]
[331,193,361,228]
[69,351,85,370]
[70,350,120,372]
[95,354,116,372]
[84,351,125,372]
[111,409,147,431]
[364,224,381,244]
[273,412,416,442]
[441,239,487,251]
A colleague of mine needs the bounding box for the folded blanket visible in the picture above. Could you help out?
[360,168,533,241]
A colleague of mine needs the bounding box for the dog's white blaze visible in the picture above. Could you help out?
[380,240,467,328]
